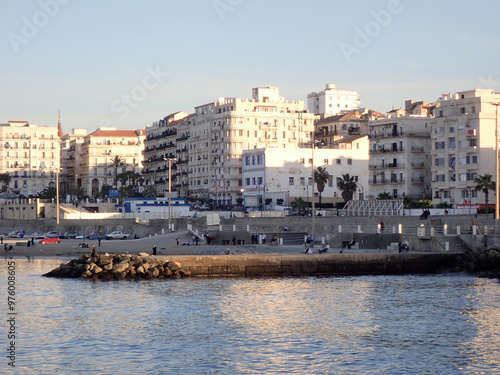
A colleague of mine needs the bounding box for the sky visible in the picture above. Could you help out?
[2,0,500,133]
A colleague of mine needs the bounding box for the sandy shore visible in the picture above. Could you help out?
[1,231,310,258]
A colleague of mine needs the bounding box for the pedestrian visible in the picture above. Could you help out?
[98,235,102,247]
[176,237,180,246]
[31,237,34,246]
[0,236,3,244]
[379,221,385,233]
[398,241,402,253]
[91,245,98,257]
[262,233,267,244]
[152,245,157,255]
[232,237,236,245]
[195,236,199,245]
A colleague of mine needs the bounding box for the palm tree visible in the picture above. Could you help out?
[0,172,11,193]
[109,156,124,189]
[314,167,329,204]
[290,197,308,214]
[336,174,357,202]
[474,173,496,213]
[377,192,392,200]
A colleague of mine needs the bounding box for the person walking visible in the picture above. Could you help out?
[98,235,102,247]
[152,245,157,255]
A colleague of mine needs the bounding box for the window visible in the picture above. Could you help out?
[324,159,329,164]
[347,159,352,165]
[289,177,294,186]
[435,141,445,149]
[460,107,466,114]
[435,158,445,166]
[300,177,305,185]
[308,159,313,164]
[436,174,445,182]
[245,178,250,186]
[300,158,305,164]
[336,159,341,165]
[257,155,263,164]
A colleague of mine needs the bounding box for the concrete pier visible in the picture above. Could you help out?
[160,253,460,277]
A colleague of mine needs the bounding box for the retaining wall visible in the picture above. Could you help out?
[161,253,460,277]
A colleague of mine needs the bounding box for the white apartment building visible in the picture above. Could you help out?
[314,111,369,148]
[241,139,369,210]
[0,121,60,197]
[307,83,360,116]
[74,127,145,198]
[143,87,317,207]
[430,89,500,207]
[368,116,432,200]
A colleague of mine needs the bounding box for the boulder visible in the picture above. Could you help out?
[113,260,130,274]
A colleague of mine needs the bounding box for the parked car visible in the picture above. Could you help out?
[34,236,61,245]
[87,233,101,240]
[45,231,62,238]
[9,231,25,238]
[64,231,80,239]
[104,231,131,240]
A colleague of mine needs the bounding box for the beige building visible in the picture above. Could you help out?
[368,116,432,200]
[430,89,500,207]
[0,121,60,197]
[143,87,317,207]
[66,127,145,198]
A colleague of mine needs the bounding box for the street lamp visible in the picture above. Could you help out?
[164,156,176,230]
[492,102,500,221]
[56,170,60,224]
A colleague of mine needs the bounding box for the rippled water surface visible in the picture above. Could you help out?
[1,258,499,374]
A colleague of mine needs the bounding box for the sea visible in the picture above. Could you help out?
[1,257,499,375]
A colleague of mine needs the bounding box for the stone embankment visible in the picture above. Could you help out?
[43,253,191,280]
[451,245,500,279]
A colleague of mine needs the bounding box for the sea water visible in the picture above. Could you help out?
[1,258,499,375]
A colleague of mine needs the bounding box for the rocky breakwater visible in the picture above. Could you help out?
[451,245,500,279]
[43,253,191,280]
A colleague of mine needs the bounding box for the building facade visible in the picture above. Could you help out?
[0,121,60,197]
[368,116,432,200]
[307,83,361,116]
[241,138,369,210]
[430,89,500,207]
[70,127,145,198]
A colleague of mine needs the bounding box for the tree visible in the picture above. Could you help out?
[290,197,308,214]
[0,172,11,193]
[377,192,392,200]
[336,174,357,202]
[314,166,329,204]
[475,173,496,213]
[37,186,57,199]
[109,156,124,189]
[142,186,157,198]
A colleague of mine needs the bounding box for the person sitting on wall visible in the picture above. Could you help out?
[319,243,330,254]
[347,239,356,249]
[304,247,312,254]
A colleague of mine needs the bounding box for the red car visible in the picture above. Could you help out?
[34,236,61,245]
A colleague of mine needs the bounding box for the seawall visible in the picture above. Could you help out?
[160,253,460,277]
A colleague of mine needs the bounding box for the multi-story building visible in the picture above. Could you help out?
[73,127,145,198]
[143,111,190,198]
[314,111,370,147]
[61,128,87,197]
[241,137,369,209]
[0,121,60,197]
[368,115,432,200]
[307,83,360,116]
[430,89,500,207]
[143,87,317,207]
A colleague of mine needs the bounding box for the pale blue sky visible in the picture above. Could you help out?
[2,0,500,132]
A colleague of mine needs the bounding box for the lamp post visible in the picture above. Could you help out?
[164,157,176,230]
[56,170,60,225]
[494,103,500,221]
